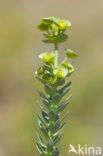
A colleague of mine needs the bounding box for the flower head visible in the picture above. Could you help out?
[38,17,71,32]
[53,66,68,78]
[39,52,55,64]
[62,62,74,74]
[61,62,72,70]
[56,19,71,30]
[53,62,75,78]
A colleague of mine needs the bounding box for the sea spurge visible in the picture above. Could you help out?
[36,16,78,156]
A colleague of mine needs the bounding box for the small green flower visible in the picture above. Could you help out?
[61,62,72,70]
[61,62,75,76]
[39,52,55,63]
[56,19,71,30]
[53,66,68,78]
[67,63,74,75]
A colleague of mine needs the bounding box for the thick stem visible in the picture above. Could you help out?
[54,42,58,68]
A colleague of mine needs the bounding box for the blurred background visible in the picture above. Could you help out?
[0,0,103,156]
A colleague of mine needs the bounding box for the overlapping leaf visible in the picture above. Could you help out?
[56,95,72,113]
[38,120,49,139]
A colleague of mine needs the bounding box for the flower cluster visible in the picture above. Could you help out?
[35,16,78,83]
[37,17,71,43]
[35,16,77,83]
[35,49,77,83]
[38,17,71,32]
[39,52,55,64]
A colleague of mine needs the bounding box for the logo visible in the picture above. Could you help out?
[68,144,102,155]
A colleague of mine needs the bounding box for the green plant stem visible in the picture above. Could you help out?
[47,87,58,156]
[62,57,68,63]
[54,42,58,68]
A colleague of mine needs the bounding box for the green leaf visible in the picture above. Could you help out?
[37,23,49,31]
[36,132,46,149]
[55,151,59,156]
[47,140,53,151]
[61,88,71,97]
[41,109,49,123]
[44,34,68,44]
[54,33,68,43]
[37,141,46,151]
[56,95,72,113]
[37,102,49,123]
[42,98,50,110]
[43,100,50,109]
[43,33,52,40]
[61,111,70,122]
[43,65,52,73]
[42,39,54,44]
[64,94,72,102]
[36,143,44,155]
[51,93,62,104]
[35,66,45,76]
[54,78,65,86]
[52,148,59,156]
[57,100,69,113]
[58,81,71,94]
[54,133,63,144]
[53,123,65,137]
[52,120,60,132]
[65,48,78,58]
[43,33,68,44]
[38,115,46,127]
[44,84,54,96]
[37,90,48,100]
[42,73,51,81]
[49,110,56,121]
[38,120,49,139]
[36,76,47,85]
[42,17,54,25]
[37,90,50,109]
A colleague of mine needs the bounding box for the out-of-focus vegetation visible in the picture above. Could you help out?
[0,0,103,156]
